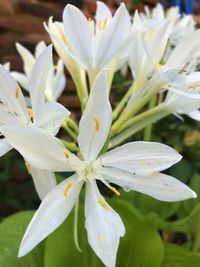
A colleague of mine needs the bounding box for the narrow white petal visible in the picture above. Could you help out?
[29,46,52,116]
[95,3,131,69]
[0,138,12,157]
[95,1,112,23]
[165,31,200,70]
[102,167,196,202]
[85,180,125,267]
[11,72,29,91]
[101,141,182,173]
[35,41,47,58]
[0,124,78,172]
[0,105,18,125]
[30,165,57,200]
[35,102,70,135]
[0,65,28,121]
[188,110,200,121]
[63,4,93,68]
[78,69,112,161]
[16,43,35,76]
[18,175,83,257]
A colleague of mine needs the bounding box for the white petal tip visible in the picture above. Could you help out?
[18,248,26,258]
[191,190,197,199]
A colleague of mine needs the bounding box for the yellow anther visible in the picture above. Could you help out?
[64,181,73,196]
[15,86,19,99]
[27,108,36,119]
[94,117,100,132]
[110,186,120,196]
[98,18,108,30]
[25,161,31,174]
[98,198,109,210]
[64,150,70,158]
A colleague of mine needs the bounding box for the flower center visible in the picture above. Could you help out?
[77,161,102,182]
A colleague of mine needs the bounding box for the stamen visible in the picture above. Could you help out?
[101,178,121,197]
[110,186,120,196]
[27,108,36,119]
[64,181,73,196]
[98,198,109,210]
[15,86,19,99]
[64,150,70,158]
[25,161,31,174]
[94,117,100,132]
[98,18,108,30]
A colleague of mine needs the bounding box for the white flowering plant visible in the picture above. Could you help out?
[0,2,200,267]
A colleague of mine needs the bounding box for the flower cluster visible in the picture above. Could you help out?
[0,2,199,267]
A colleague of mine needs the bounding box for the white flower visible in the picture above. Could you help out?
[46,1,131,83]
[142,3,195,46]
[163,72,200,120]
[11,41,66,101]
[0,69,196,266]
[0,46,70,200]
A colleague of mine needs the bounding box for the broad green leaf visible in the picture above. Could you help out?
[44,203,103,267]
[0,210,44,267]
[110,199,164,267]
[120,190,179,219]
[161,242,200,267]
[177,174,200,218]
[45,198,164,267]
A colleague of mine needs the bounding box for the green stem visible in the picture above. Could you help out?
[111,82,161,133]
[65,118,79,135]
[72,70,88,112]
[62,123,78,142]
[191,230,200,252]
[143,96,157,141]
[73,197,82,252]
[61,139,79,152]
[112,84,133,121]
[88,70,97,89]
[109,105,169,148]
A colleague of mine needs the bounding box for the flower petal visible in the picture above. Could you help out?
[102,167,196,201]
[30,165,57,200]
[35,41,46,58]
[18,175,83,257]
[63,4,93,68]
[0,65,28,121]
[101,141,182,173]
[0,124,77,172]
[95,3,131,69]
[85,180,125,267]
[29,45,52,117]
[35,101,70,135]
[95,1,112,23]
[11,72,29,91]
[16,43,35,76]
[165,31,200,71]
[78,69,112,161]
[188,110,200,121]
[0,138,12,157]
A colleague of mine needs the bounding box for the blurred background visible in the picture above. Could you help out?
[0,0,200,219]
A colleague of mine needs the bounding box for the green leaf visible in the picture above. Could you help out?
[161,243,200,267]
[45,198,164,267]
[177,174,200,218]
[0,210,44,267]
[110,199,164,267]
[120,190,179,219]
[44,203,103,267]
